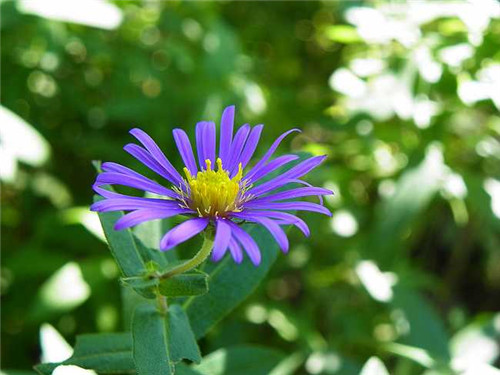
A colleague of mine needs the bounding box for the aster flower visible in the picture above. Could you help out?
[91,106,332,266]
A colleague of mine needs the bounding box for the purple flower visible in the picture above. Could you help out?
[91,106,332,266]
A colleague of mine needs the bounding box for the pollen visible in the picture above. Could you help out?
[182,158,244,217]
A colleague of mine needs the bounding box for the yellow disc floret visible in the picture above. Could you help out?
[183,158,244,217]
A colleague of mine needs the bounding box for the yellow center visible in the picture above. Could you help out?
[182,158,244,217]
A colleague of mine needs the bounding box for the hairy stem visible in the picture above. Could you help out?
[159,235,214,279]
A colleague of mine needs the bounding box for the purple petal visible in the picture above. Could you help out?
[248,155,327,197]
[251,187,333,203]
[231,124,263,176]
[219,105,235,163]
[173,129,198,175]
[114,208,192,230]
[96,171,178,199]
[123,144,175,183]
[243,201,332,216]
[238,210,310,237]
[204,121,216,166]
[211,219,232,262]
[229,237,243,263]
[227,221,261,266]
[129,128,183,186]
[289,179,325,205]
[232,212,288,253]
[195,121,214,169]
[244,129,300,182]
[93,185,123,199]
[90,197,182,212]
[226,124,250,172]
[244,155,299,185]
[160,217,209,251]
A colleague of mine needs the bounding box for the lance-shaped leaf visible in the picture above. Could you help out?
[168,304,201,364]
[34,333,134,375]
[95,195,171,278]
[95,196,147,278]
[132,303,201,375]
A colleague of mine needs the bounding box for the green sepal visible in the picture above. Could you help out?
[122,269,209,299]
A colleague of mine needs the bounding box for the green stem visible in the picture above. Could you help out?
[156,292,168,315]
[159,235,214,279]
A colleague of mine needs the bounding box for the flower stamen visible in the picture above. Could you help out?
[182,158,244,217]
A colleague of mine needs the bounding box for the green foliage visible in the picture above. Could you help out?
[192,346,286,375]
[34,333,134,374]
[2,1,500,374]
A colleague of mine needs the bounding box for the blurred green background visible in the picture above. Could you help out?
[1,0,500,374]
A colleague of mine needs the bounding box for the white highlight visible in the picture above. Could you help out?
[360,357,390,375]
[0,106,50,182]
[484,179,500,219]
[54,366,97,375]
[356,260,397,302]
[17,0,122,30]
[40,263,91,311]
[40,323,73,363]
[62,207,106,242]
[330,210,358,237]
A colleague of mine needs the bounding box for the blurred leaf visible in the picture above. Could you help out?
[192,346,285,375]
[391,285,450,362]
[383,342,434,368]
[369,145,446,266]
[324,25,361,43]
[34,333,134,375]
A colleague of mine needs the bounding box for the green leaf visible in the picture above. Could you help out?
[95,196,175,279]
[158,270,209,298]
[192,345,285,375]
[368,145,446,267]
[95,195,147,278]
[184,224,281,339]
[391,285,450,362]
[34,333,134,375]
[132,303,173,375]
[168,304,201,364]
[132,303,201,374]
[133,218,169,268]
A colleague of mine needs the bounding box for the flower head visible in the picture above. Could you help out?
[91,106,332,265]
